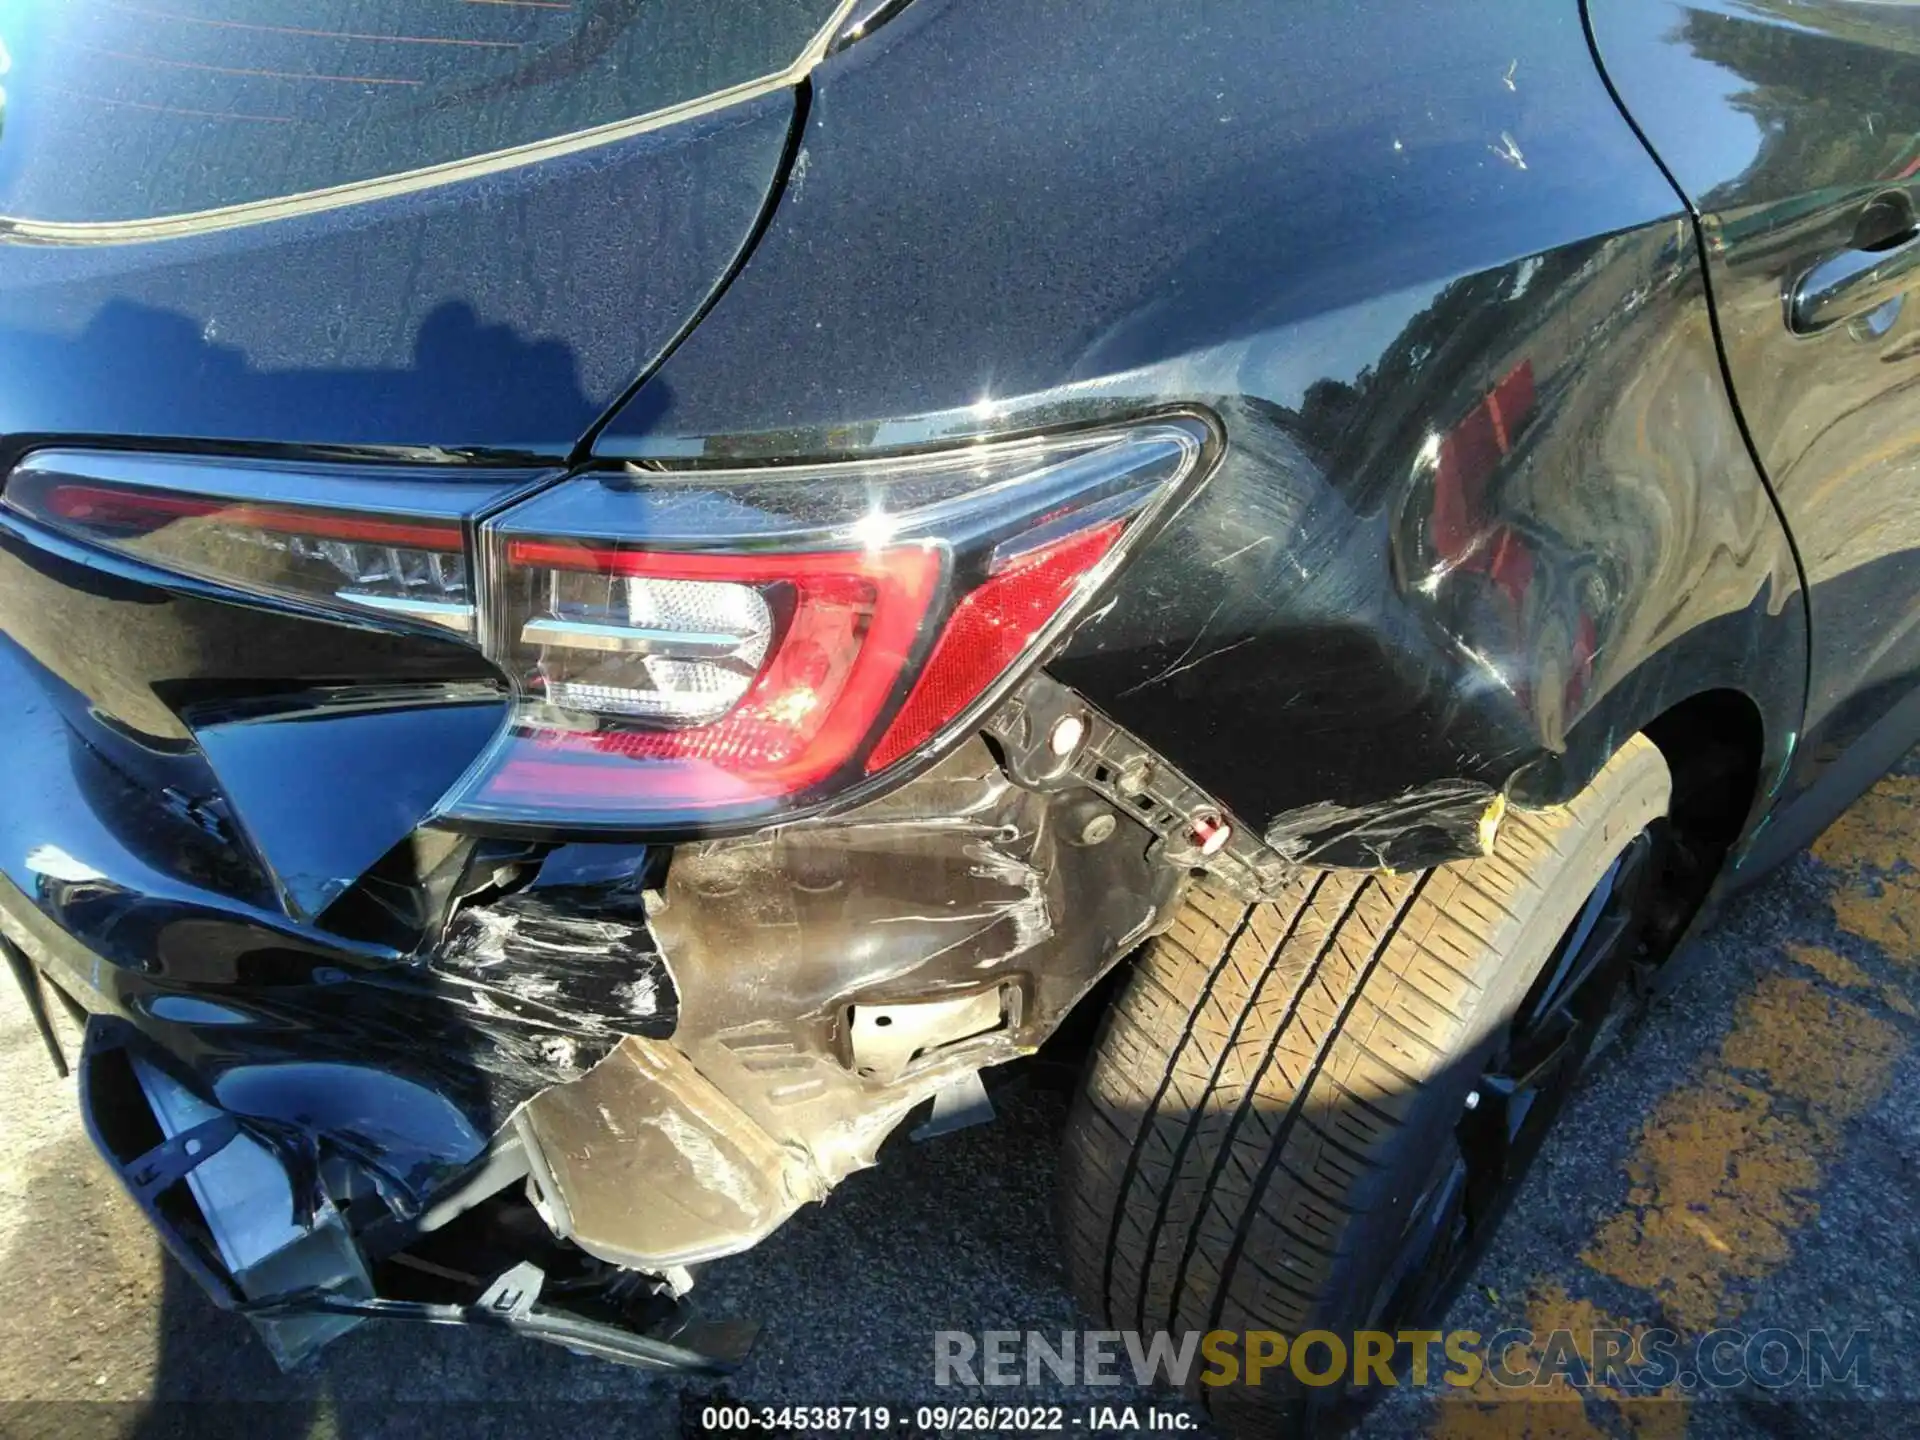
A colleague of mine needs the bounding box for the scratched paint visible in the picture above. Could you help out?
[1430,767,1920,1436]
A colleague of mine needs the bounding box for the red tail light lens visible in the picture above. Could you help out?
[439,417,1212,831]
[471,541,944,813]
[3,423,1212,836]
[1,452,532,636]
[865,521,1122,773]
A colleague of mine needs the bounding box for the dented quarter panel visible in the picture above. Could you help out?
[0,0,1838,1363]
[596,0,1809,861]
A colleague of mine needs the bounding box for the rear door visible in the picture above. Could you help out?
[1588,0,1920,781]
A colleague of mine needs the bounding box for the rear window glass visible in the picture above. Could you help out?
[0,0,839,224]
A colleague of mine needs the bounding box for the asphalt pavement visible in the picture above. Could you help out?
[5,758,1920,1438]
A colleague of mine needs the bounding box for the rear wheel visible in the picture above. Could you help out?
[1057,736,1672,1437]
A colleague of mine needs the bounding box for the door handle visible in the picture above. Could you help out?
[1789,204,1920,337]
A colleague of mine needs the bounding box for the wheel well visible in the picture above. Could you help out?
[1637,688,1767,954]
[1639,689,1767,852]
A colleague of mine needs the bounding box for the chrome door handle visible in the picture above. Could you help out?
[1789,229,1920,336]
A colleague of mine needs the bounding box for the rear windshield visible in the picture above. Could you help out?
[0,0,839,224]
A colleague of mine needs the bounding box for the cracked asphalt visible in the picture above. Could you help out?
[6,760,1920,1438]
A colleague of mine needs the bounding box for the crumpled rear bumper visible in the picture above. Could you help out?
[0,615,1187,1362]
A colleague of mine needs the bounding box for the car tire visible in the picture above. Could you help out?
[1057,735,1672,1436]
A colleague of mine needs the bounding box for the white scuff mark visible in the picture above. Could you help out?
[789,147,810,199]
[869,909,1006,927]
[642,1109,757,1209]
[496,971,563,1002]
[1118,598,1228,696]
[1507,254,1544,302]
[596,1103,626,1137]
[1212,536,1274,570]
[617,973,660,1018]
[447,907,634,969]
[962,840,1053,966]
[1503,59,1518,91]
[537,1034,581,1071]
[1490,132,1527,171]
[1392,137,1404,153]
[1140,633,1258,690]
[462,988,508,1019]
[517,921,628,955]
[448,908,519,965]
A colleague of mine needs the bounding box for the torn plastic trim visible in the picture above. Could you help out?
[79,1014,750,1372]
[240,1265,751,1375]
[78,1018,372,1366]
[54,678,1231,1340]
[991,672,1509,877]
[491,683,1360,1278]
[1261,779,1511,872]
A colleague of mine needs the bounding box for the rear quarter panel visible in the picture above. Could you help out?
[597,0,1808,863]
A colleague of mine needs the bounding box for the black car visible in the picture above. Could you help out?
[0,0,1914,1431]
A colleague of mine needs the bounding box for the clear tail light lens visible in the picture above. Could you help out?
[523,568,775,725]
[440,417,1212,831]
[478,541,944,811]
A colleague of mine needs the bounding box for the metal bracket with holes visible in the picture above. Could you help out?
[984,674,1295,901]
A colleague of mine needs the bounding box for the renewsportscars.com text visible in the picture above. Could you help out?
[933,1327,1870,1393]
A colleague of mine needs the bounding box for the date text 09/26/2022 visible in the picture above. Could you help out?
[692,1405,1198,1433]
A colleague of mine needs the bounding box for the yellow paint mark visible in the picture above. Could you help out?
[1720,974,1902,1113]
[1479,792,1510,856]
[1810,774,1920,959]
[1433,770,1920,1439]
[1582,975,1898,1330]
[1432,1285,1686,1440]
[1784,941,1918,1017]
[1811,774,1920,872]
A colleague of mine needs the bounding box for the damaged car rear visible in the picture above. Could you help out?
[7,0,1915,1431]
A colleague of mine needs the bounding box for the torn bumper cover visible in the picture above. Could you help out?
[514,730,1183,1274]
[0,623,1214,1365]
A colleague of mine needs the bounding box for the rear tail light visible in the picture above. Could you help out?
[439,417,1212,830]
[2,452,531,636]
[474,541,944,810]
[4,419,1212,833]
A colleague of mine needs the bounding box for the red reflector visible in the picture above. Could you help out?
[865,521,1123,773]
[40,481,463,550]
